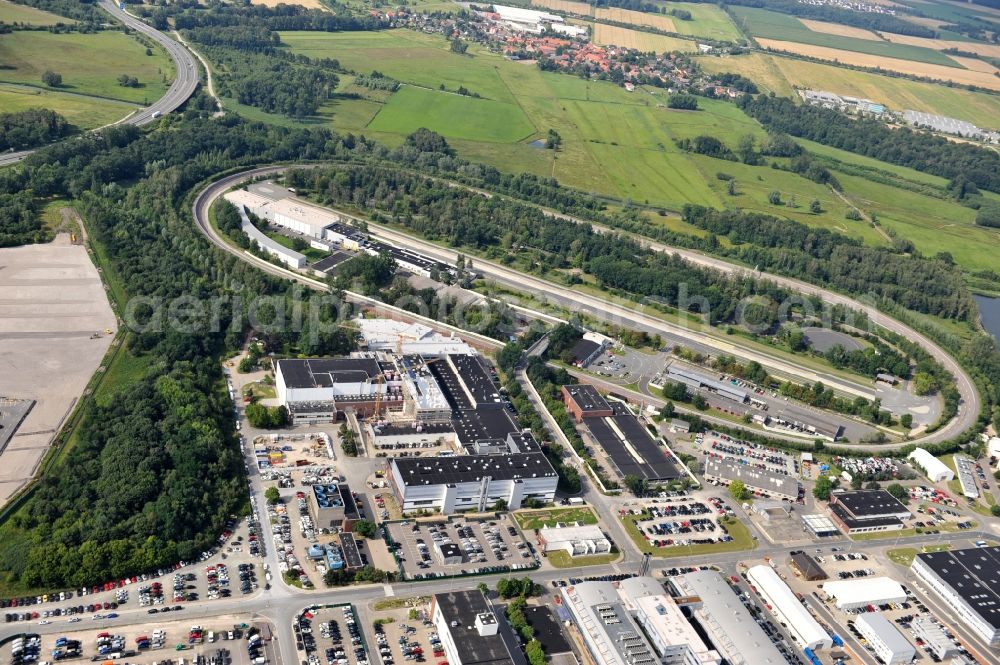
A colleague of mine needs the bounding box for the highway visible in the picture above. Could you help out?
[0,0,199,168]
[192,165,977,451]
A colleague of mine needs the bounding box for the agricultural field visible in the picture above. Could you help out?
[0,83,138,130]
[274,28,1000,263]
[0,0,70,25]
[592,23,698,52]
[754,38,1000,91]
[880,32,1000,58]
[531,0,593,16]
[595,6,676,31]
[367,85,535,142]
[731,6,962,66]
[696,52,1000,128]
[0,31,173,104]
[652,1,742,41]
[251,0,324,6]
[797,18,881,40]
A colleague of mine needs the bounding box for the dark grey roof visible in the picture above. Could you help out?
[583,403,681,481]
[450,354,503,408]
[372,422,455,437]
[339,533,363,569]
[523,606,570,655]
[917,547,1000,631]
[312,250,354,273]
[439,542,463,559]
[429,358,473,410]
[339,483,360,520]
[435,591,521,665]
[568,339,600,363]
[393,453,556,486]
[790,552,827,580]
[563,384,611,415]
[278,358,381,389]
[454,408,519,444]
[833,490,909,519]
[829,502,903,530]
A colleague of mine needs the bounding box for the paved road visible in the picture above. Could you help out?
[192,166,975,451]
[0,0,199,167]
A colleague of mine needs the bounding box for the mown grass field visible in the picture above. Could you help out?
[652,1,742,41]
[731,6,963,67]
[514,506,598,530]
[0,83,137,129]
[274,28,1000,262]
[695,52,1000,129]
[0,31,173,104]
[0,0,71,25]
[368,85,535,142]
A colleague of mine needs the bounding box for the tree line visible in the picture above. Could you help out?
[738,95,1000,196]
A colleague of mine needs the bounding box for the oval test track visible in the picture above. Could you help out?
[193,165,980,451]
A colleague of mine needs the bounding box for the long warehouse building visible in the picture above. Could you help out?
[746,565,831,651]
[911,546,1000,647]
[670,570,785,665]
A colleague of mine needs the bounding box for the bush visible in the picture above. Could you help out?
[975,203,1000,228]
[41,70,62,87]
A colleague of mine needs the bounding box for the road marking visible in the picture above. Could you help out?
[383,584,394,597]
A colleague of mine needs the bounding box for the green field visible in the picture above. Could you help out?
[514,507,599,530]
[0,0,71,25]
[0,83,137,129]
[731,7,964,67]
[369,85,535,142]
[696,52,1000,130]
[0,31,173,104]
[272,28,1000,262]
[546,550,620,567]
[652,0,743,41]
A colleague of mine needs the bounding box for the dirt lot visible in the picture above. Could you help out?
[385,516,536,580]
[0,235,117,504]
[756,38,1000,91]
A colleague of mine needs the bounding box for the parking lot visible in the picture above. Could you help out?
[297,605,368,665]
[368,598,440,665]
[4,616,271,665]
[695,433,798,476]
[385,516,536,580]
[627,498,737,549]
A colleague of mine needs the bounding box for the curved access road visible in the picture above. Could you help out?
[0,0,199,168]
[193,166,979,449]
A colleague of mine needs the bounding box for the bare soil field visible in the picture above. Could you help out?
[902,16,950,29]
[798,18,882,40]
[595,7,676,31]
[756,38,1000,90]
[532,0,593,16]
[592,23,698,52]
[947,53,1000,73]
[881,32,1000,58]
[0,234,116,505]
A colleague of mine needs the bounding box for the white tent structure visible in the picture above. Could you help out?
[823,577,907,610]
[746,565,831,651]
[908,448,954,483]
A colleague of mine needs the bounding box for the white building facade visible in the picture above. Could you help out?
[746,565,831,651]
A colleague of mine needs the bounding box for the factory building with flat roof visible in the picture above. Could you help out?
[669,570,785,665]
[562,385,614,422]
[665,366,747,403]
[431,590,524,665]
[911,546,1000,646]
[703,458,799,501]
[827,490,910,535]
[538,524,611,557]
[561,577,721,665]
[854,613,914,665]
[746,565,831,651]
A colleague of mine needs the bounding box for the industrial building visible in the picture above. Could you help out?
[789,552,827,581]
[562,385,614,422]
[911,617,958,660]
[854,613,914,665]
[561,577,721,665]
[745,565,831,651]
[669,570,785,665]
[356,319,475,356]
[562,387,681,482]
[954,455,980,499]
[389,452,557,513]
[908,447,954,482]
[665,365,748,403]
[225,196,307,269]
[911,546,1000,647]
[703,458,799,501]
[431,590,524,665]
[566,332,611,368]
[827,490,910,535]
[308,482,360,531]
[822,577,906,610]
[537,524,611,557]
[489,4,587,37]
[801,514,839,537]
